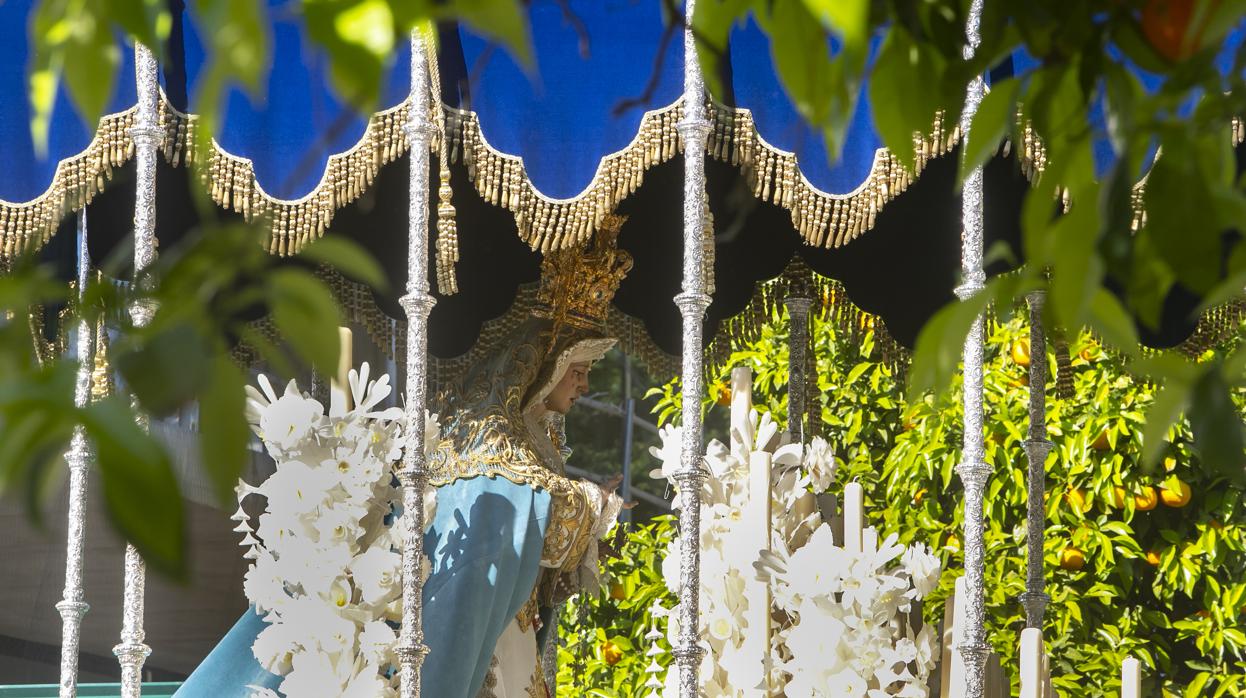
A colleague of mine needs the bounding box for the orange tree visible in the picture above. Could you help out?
[565,308,1246,696]
[554,518,677,697]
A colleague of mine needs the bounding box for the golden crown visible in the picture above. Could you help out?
[533,214,633,330]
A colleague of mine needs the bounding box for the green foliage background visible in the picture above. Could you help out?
[558,309,1246,697]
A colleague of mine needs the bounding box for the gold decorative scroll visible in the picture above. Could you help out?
[0,108,137,260]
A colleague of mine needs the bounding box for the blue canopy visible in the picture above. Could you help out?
[1,0,1241,366]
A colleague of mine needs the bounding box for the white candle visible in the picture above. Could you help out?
[862,526,878,555]
[946,576,969,698]
[1020,627,1044,698]
[730,367,753,462]
[1121,657,1141,698]
[843,482,863,554]
[330,326,353,413]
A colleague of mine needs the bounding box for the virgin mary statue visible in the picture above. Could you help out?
[174,216,632,697]
[419,215,631,696]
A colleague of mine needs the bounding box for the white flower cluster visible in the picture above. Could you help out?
[651,407,941,697]
[235,364,440,698]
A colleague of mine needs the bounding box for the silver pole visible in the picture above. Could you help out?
[784,295,813,443]
[57,211,93,698]
[114,41,161,698]
[621,354,634,524]
[954,1,991,695]
[1020,290,1052,628]
[397,30,436,698]
[673,1,712,694]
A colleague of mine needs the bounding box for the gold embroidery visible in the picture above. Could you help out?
[541,486,595,569]
[515,595,539,632]
[526,660,549,698]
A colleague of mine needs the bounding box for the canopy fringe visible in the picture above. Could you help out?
[701,264,908,384]
[447,101,683,253]
[707,106,956,249]
[0,108,136,260]
[160,97,419,256]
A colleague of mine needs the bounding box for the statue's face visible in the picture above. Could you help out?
[545,361,591,414]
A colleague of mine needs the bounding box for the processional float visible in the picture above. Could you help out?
[2,0,1244,695]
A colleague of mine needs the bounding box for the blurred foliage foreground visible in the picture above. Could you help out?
[557,310,1246,698]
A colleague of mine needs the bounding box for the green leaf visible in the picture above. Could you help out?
[298,235,389,290]
[959,78,1018,187]
[1048,184,1105,330]
[116,322,212,417]
[1143,131,1227,295]
[267,268,342,375]
[1086,289,1140,359]
[429,0,531,69]
[1195,242,1246,317]
[755,1,849,159]
[29,7,121,154]
[907,276,1018,401]
[198,354,249,507]
[1187,366,1246,483]
[84,396,186,580]
[304,0,393,108]
[190,0,269,153]
[690,0,752,102]
[801,0,868,47]
[869,27,948,169]
[1139,377,1190,473]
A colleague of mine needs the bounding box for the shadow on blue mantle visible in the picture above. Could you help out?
[0,683,181,697]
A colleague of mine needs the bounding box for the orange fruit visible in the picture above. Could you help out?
[1060,546,1086,571]
[1011,338,1032,367]
[1196,609,1211,619]
[716,383,731,407]
[1135,486,1159,511]
[1145,550,1162,566]
[914,488,927,505]
[1108,487,1128,509]
[609,583,626,601]
[1065,488,1088,513]
[601,641,623,666]
[1160,480,1192,508]
[1141,0,1218,62]
[1079,345,1098,361]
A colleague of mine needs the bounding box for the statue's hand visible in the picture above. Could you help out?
[598,474,638,510]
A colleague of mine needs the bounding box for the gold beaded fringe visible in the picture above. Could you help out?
[708,107,956,249]
[701,266,907,383]
[447,102,684,253]
[0,108,137,260]
[159,98,418,257]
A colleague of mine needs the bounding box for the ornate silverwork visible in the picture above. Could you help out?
[673,1,712,694]
[954,1,991,696]
[784,295,813,442]
[57,211,93,698]
[1021,290,1052,628]
[398,30,437,698]
[114,42,159,697]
